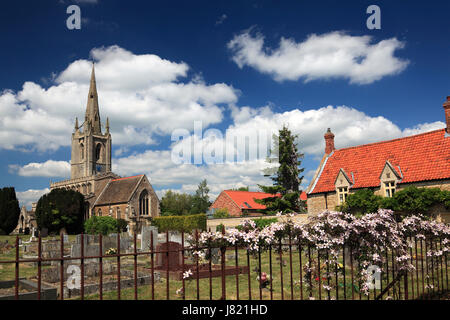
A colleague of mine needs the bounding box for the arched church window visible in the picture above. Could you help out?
[116,207,121,219]
[80,143,84,160]
[96,144,102,161]
[98,208,102,216]
[139,190,149,216]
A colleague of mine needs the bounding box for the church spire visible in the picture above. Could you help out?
[85,62,102,134]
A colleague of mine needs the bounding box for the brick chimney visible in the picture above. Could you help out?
[444,96,450,134]
[324,128,335,154]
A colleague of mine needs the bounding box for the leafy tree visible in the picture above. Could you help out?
[0,187,20,235]
[190,179,211,214]
[256,125,306,213]
[160,190,194,216]
[84,216,118,235]
[35,189,85,235]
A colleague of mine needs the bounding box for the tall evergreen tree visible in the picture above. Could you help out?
[0,187,20,235]
[256,125,306,213]
[190,179,211,214]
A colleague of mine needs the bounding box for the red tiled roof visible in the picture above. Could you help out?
[310,129,450,194]
[224,190,307,210]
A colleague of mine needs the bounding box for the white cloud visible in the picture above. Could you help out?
[0,45,238,152]
[401,121,445,137]
[16,188,50,209]
[9,160,70,178]
[110,103,444,201]
[228,30,409,84]
[215,14,228,26]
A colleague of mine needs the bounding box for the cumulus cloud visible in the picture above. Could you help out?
[16,188,50,208]
[9,160,70,178]
[0,45,238,152]
[109,103,444,200]
[228,30,409,84]
[113,150,272,199]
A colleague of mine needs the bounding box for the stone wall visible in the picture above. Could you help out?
[206,214,309,230]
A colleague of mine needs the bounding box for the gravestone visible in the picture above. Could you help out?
[102,234,132,253]
[40,228,48,237]
[63,235,69,244]
[141,226,158,252]
[156,241,183,270]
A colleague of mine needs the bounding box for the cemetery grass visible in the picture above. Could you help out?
[0,235,74,282]
[79,248,448,301]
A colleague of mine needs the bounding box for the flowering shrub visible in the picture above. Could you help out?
[193,209,448,296]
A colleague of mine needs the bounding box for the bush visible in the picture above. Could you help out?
[216,223,225,233]
[35,189,85,235]
[380,186,450,215]
[117,218,128,232]
[84,216,119,235]
[336,189,383,216]
[152,214,207,232]
[253,218,278,229]
[213,208,229,219]
[0,187,20,235]
[337,187,450,217]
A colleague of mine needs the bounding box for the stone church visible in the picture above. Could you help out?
[50,64,160,234]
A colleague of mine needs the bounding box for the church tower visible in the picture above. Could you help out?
[70,64,112,179]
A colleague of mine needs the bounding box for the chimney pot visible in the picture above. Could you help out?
[444,96,450,133]
[324,128,335,154]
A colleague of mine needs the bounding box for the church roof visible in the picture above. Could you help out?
[308,128,450,194]
[95,175,144,205]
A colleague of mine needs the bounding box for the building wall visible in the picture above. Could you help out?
[210,192,242,217]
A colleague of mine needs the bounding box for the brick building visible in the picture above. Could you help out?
[306,97,450,216]
[210,190,307,217]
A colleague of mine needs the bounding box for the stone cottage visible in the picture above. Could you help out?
[306,97,450,219]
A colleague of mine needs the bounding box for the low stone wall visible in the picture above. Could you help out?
[206,214,308,230]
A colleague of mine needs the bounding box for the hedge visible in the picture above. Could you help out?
[152,214,207,232]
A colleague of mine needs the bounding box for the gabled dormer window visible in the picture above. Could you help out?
[380,161,400,198]
[335,168,351,205]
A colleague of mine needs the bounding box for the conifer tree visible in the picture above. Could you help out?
[256,125,306,213]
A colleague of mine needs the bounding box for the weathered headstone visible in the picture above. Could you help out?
[156,241,183,270]
[103,233,132,253]
[141,226,158,252]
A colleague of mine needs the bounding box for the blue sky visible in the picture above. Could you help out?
[1,0,449,208]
